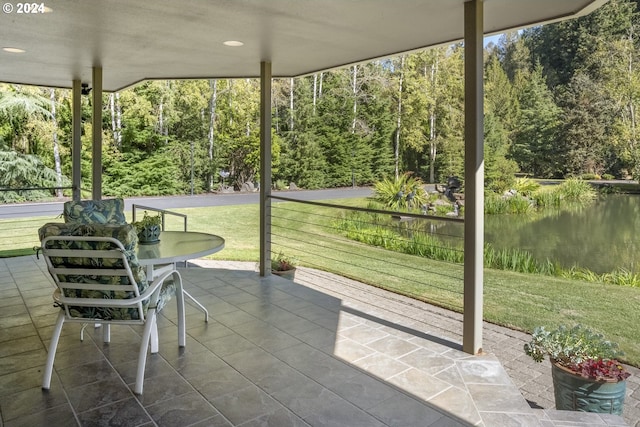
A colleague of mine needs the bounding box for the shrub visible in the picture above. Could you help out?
[512,177,541,196]
[531,187,562,208]
[485,193,533,214]
[273,179,288,190]
[602,174,615,180]
[0,151,71,202]
[580,173,600,180]
[374,173,429,211]
[557,178,597,202]
[485,193,508,214]
[507,195,534,214]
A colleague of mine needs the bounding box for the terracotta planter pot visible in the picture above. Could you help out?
[551,362,626,415]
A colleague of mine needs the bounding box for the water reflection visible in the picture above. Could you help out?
[486,194,640,273]
[414,194,640,274]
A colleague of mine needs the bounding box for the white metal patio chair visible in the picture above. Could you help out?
[38,224,185,395]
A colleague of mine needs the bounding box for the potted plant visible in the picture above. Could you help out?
[132,211,162,244]
[524,324,630,415]
[271,251,297,280]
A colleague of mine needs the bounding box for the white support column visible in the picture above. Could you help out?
[92,67,103,201]
[463,0,484,355]
[72,79,82,201]
[259,61,273,276]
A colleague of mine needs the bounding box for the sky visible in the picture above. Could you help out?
[484,33,503,47]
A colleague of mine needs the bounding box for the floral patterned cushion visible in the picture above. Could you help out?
[39,222,175,321]
[63,198,127,224]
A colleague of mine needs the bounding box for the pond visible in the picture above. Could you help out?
[483,194,640,274]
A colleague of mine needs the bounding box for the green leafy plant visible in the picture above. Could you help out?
[512,177,541,196]
[580,173,600,180]
[271,251,297,271]
[484,192,534,215]
[557,178,597,202]
[531,187,562,208]
[601,268,640,287]
[524,325,630,381]
[132,211,161,232]
[373,173,429,211]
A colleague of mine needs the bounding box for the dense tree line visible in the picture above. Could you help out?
[1,0,640,201]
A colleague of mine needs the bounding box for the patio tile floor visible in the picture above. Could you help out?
[0,256,635,426]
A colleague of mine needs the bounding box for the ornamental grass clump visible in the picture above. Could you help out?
[556,178,597,202]
[524,325,630,381]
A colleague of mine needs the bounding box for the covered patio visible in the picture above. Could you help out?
[2,255,634,426]
[3,0,636,426]
[0,0,610,358]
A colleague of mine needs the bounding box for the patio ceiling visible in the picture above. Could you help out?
[1,0,607,92]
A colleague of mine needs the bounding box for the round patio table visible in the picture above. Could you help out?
[137,231,225,263]
[137,231,225,322]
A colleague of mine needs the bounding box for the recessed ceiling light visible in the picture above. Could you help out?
[2,47,25,53]
[223,40,244,47]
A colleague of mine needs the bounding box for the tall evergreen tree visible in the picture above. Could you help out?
[511,64,562,177]
[558,72,613,176]
[0,84,51,154]
[484,53,519,190]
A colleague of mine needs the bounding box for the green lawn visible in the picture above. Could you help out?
[3,198,639,366]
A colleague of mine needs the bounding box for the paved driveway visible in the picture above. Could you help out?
[0,187,374,219]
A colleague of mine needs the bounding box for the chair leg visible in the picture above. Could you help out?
[150,321,159,353]
[42,311,65,390]
[103,324,111,343]
[173,271,186,347]
[134,309,157,395]
[80,323,89,341]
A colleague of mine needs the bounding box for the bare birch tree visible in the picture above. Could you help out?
[428,55,439,183]
[312,74,317,115]
[109,93,122,149]
[289,78,294,131]
[49,88,63,197]
[115,92,122,147]
[208,79,218,191]
[394,56,405,179]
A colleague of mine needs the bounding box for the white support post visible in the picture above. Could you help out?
[259,61,273,276]
[463,0,484,355]
[92,67,103,201]
[72,79,82,201]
